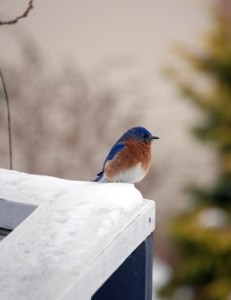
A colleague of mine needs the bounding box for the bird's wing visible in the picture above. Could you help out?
[93,143,126,182]
[104,142,126,163]
[94,143,126,181]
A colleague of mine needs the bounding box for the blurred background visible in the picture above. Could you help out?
[0,0,231,299]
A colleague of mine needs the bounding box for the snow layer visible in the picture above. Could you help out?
[0,168,146,299]
[0,168,144,242]
[0,168,143,207]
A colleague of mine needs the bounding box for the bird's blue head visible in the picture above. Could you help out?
[119,126,159,144]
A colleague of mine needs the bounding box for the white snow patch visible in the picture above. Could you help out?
[0,168,144,272]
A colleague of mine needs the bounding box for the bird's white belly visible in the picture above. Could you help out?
[112,163,146,183]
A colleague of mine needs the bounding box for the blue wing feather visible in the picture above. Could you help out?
[93,142,126,182]
[104,143,126,163]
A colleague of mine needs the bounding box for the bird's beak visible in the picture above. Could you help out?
[151,136,159,140]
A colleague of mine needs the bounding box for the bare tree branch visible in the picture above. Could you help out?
[0,0,34,26]
[0,70,13,170]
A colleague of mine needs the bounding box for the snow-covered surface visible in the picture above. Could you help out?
[0,168,145,267]
[0,168,145,239]
[0,168,142,206]
[0,169,155,300]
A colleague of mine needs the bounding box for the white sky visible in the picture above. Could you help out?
[1,0,212,71]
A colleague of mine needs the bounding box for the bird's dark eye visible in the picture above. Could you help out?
[142,133,149,139]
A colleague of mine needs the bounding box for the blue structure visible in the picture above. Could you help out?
[93,234,153,300]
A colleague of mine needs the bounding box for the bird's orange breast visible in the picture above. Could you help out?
[105,140,152,181]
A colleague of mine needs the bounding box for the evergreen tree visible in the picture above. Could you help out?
[160,9,231,300]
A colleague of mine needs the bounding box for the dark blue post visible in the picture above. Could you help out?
[92,233,153,300]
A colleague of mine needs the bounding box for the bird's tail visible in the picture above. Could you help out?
[93,171,110,183]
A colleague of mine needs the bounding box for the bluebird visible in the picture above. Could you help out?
[94,126,159,183]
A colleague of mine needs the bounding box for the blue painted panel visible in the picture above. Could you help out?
[92,233,153,300]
